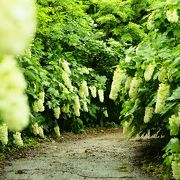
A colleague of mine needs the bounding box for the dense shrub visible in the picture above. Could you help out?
[109,0,180,178]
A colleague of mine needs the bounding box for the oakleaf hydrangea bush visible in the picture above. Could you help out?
[24,56,107,137]
[15,0,109,137]
[109,0,180,178]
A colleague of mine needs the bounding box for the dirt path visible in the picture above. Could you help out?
[0,129,160,180]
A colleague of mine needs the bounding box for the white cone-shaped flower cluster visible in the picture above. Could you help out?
[13,132,23,146]
[172,160,180,180]
[98,89,104,103]
[0,123,8,145]
[62,104,70,113]
[109,66,124,100]
[0,0,36,133]
[73,95,80,116]
[0,0,36,55]
[62,70,73,92]
[33,99,44,112]
[32,122,39,136]
[144,107,154,123]
[33,91,45,113]
[129,77,142,100]
[38,126,45,138]
[125,76,132,91]
[166,9,179,23]
[0,56,29,131]
[82,101,88,112]
[158,67,167,82]
[79,81,89,98]
[155,83,170,113]
[169,113,180,136]
[89,86,97,98]
[54,125,61,137]
[31,123,44,138]
[39,92,45,102]
[144,63,156,81]
[54,107,61,119]
[62,60,71,74]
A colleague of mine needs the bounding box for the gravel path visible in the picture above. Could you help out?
[0,130,160,180]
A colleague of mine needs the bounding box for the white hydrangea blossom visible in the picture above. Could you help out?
[82,101,88,112]
[125,76,132,91]
[0,123,8,145]
[89,86,97,98]
[144,63,156,81]
[2,96,30,132]
[169,113,180,136]
[38,126,45,138]
[33,99,44,112]
[62,70,73,92]
[103,110,108,118]
[54,107,61,119]
[0,0,36,55]
[79,81,89,98]
[39,91,45,103]
[54,125,61,137]
[158,67,167,82]
[109,66,124,100]
[155,83,170,113]
[62,104,70,113]
[32,123,39,136]
[144,107,154,123]
[73,95,80,116]
[13,132,23,146]
[98,89,104,103]
[166,9,179,23]
[62,60,71,74]
[172,161,180,180]
[0,56,29,131]
[129,77,142,100]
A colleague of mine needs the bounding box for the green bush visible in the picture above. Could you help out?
[109,1,180,178]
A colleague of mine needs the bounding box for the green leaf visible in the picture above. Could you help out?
[168,87,180,101]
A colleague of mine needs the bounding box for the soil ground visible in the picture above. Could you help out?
[0,128,162,180]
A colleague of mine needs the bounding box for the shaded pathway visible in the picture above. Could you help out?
[0,130,160,180]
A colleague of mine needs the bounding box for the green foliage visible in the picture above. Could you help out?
[86,0,149,44]
[109,0,180,178]
[71,118,85,134]
[17,0,109,138]
[1,0,179,178]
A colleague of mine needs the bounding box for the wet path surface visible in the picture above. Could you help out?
[0,130,160,180]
